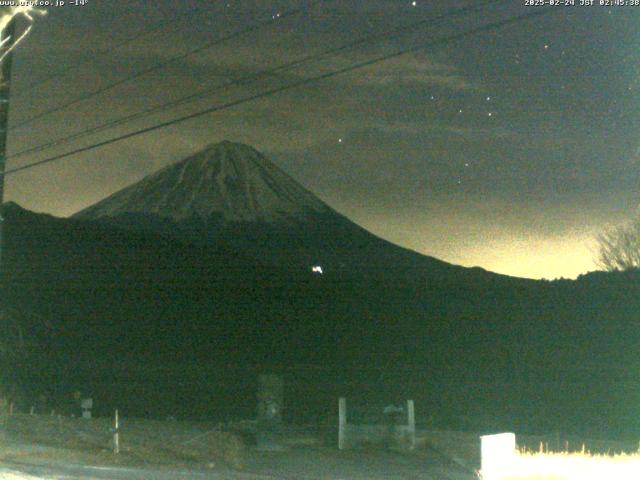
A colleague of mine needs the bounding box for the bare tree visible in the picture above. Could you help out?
[596,213,640,271]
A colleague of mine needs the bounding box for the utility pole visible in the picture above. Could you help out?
[0,18,16,279]
[0,16,15,415]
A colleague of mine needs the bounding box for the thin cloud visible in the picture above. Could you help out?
[334,49,479,91]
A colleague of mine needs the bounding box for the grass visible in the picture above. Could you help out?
[2,413,637,479]
[0,413,246,471]
[480,443,640,480]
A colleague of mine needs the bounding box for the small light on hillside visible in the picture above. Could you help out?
[311,265,323,275]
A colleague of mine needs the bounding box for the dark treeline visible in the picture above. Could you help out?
[2,203,639,439]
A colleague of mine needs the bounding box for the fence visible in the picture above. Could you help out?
[337,397,415,450]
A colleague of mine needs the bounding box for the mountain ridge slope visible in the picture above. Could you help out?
[74,141,331,224]
[73,140,518,282]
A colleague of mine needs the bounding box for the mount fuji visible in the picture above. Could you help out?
[74,140,482,279]
[75,141,331,224]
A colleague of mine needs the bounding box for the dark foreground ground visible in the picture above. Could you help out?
[0,414,480,479]
[0,445,476,480]
[0,415,634,480]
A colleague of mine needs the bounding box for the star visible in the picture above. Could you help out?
[411,1,417,6]
[338,138,343,143]
[544,44,549,50]
[486,96,491,101]
[487,112,493,117]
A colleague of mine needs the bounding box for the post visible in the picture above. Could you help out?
[338,397,346,450]
[480,432,516,480]
[406,399,415,450]
[257,374,283,425]
[0,19,16,419]
[256,374,284,450]
[112,409,120,454]
[0,18,16,274]
[81,398,92,419]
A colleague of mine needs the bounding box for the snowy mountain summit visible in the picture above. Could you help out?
[76,141,331,223]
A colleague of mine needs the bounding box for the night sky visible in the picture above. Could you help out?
[4,0,639,279]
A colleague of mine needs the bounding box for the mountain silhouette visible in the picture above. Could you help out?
[75,141,331,223]
[0,142,636,438]
[75,141,495,280]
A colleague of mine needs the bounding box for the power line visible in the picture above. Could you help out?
[3,7,558,178]
[13,11,178,97]
[9,4,309,131]
[10,0,504,161]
